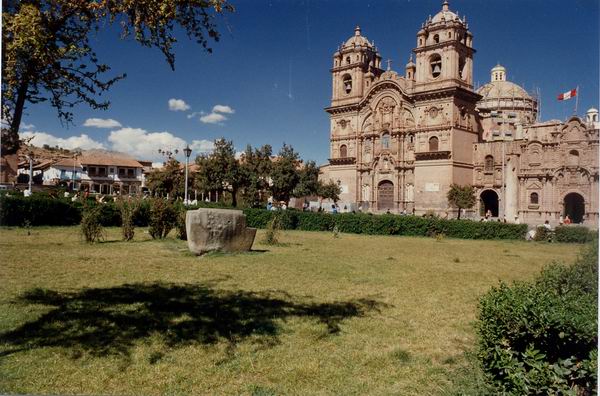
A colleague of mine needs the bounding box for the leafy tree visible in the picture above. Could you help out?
[294,160,320,197]
[1,0,233,154]
[318,180,342,203]
[146,159,184,198]
[241,144,272,207]
[447,183,476,219]
[194,139,247,207]
[270,143,300,203]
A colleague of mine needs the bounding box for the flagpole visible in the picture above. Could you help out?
[574,85,579,115]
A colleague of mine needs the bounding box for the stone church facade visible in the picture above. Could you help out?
[320,1,599,227]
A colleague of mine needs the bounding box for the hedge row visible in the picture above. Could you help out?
[242,208,529,240]
[1,195,595,243]
[477,242,598,394]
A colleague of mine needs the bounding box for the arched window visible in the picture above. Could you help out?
[342,74,352,94]
[530,192,539,204]
[409,134,415,144]
[419,38,423,46]
[429,136,439,152]
[382,133,390,149]
[448,32,452,39]
[346,56,351,65]
[484,155,494,171]
[430,54,442,78]
[339,144,348,158]
[433,34,439,44]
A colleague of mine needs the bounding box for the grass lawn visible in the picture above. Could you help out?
[0,226,579,395]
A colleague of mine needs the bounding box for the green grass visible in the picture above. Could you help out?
[0,226,578,395]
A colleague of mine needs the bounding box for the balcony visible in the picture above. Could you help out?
[414,151,451,161]
[329,157,356,165]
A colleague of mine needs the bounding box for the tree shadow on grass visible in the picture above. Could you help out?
[0,283,383,359]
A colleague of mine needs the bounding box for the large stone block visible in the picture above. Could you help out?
[186,208,257,255]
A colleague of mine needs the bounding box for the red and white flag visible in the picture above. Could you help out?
[557,88,577,101]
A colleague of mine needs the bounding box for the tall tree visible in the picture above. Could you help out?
[270,143,300,203]
[241,144,272,207]
[194,139,246,207]
[1,0,233,154]
[318,180,341,203]
[294,160,320,197]
[146,158,184,198]
[447,183,476,219]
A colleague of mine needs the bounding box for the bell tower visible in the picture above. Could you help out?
[331,26,382,106]
[414,0,474,87]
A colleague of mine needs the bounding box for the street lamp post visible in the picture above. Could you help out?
[183,144,192,204]
[27,154,33,195]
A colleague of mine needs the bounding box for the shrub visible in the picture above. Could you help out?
[555,225,596,244]
[533,225,552,242]
[148,198,177,239]
[0,194,81,226]
[263,212,282,245]
[174,202,188,240]
[476,242,598,395]
[116,198,139,241]
[80,205,104,243]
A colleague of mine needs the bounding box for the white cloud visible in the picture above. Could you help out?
[186,112,202,119]
[83,118,122,128]
[168,98,191,111]
[212,105,235,114]
[108,127,187,160]
[199,113,227,124]
[21,122,35,130]
[151,162,164,169]
[21,131,105,150]
[190,139,215,153]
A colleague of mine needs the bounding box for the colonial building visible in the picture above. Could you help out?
[320,1,598,227]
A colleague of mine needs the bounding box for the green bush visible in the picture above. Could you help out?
[116,198,139,241]
[0,194,81,226]
[80,205,104,243]
[555,225,596,243]
[148,198,177,239]
[476,242,598,395]
[533,225,552,242]
[242,209,528,240]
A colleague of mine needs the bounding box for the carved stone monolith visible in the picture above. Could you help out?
[186,208,256,255]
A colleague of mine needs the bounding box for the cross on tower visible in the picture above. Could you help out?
[386,59,392,71]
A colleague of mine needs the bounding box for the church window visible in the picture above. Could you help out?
[409,134,415,144]
[340,144,348,158]
[448,32,452,38]
[484,155,494,171]
[530,192,539,204]
[382,133,390,149]
[419,38,423,46]
[346,56,351,65]
[429,136,439,151]
[342,74,352,94]
[430,54,442,78]
[433,34,439,44]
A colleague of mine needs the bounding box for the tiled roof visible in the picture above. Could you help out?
[79,150,143,167]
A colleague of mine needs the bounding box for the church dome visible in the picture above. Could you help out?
[477,80,532,101]
[430,1,462,24]
[343,26,374,49]
[477,64,532,101]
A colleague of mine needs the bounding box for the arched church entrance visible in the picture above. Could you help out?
[377,180,394,211]
[563,193,585,223]
[480,190,499,217]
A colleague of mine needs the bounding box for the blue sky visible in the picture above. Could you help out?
[20,0,599,165]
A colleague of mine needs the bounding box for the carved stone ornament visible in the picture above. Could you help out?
[379,97,396,114]
[338,119,348,129]
[429,106,439,119]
